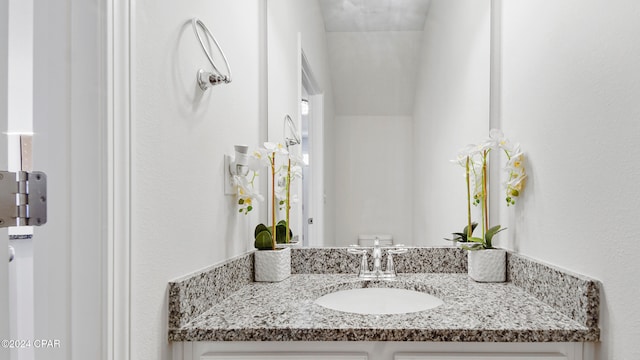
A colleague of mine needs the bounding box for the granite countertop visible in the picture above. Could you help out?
[169,272,597,342]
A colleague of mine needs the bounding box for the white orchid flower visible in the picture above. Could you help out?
[250,148,272,170]
[275,185,287,201]
[288,151,304,165]
[486,128,517,153]
[504,152,527,206]
[450,144,479,167]
[235,174,264,214]
[505,152,526,176]
[505,174,527,206]
[506,173,527,189]
[290,165,303,180]
[264,142,288,156]
[451,129,527,210]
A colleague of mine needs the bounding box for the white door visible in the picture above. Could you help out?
[2,0,110,359]
[1,0,13,358]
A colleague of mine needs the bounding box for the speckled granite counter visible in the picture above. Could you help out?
[168,248,600,342]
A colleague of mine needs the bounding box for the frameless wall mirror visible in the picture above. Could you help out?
[267,0,492,247]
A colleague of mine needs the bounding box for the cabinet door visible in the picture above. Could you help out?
[395,354,568,360]
[202,353,368,360]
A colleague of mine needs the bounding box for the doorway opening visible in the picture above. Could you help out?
[300,50,324,247]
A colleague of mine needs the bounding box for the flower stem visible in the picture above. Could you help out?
[286,158,291,243]
[465,157,472,239]
[271,152,276,250]
[482,150,489,243]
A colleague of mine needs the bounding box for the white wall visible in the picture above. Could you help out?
[326,31,423,116]
[326,29,423,247]
[334,115,413,246]
[267,0,336,245]
[131,1,263,359]
[499,1,640,358]
[412,0,491,246]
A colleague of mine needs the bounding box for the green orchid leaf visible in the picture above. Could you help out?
[461,243,484,251]
[469,237,484,243]
[275,223,288,243]
[485,225,507,242]
[254,230,274,250]
[444,235,463,242]
[462,222,478,236]
[484,225,507,248]
[254,223,269,239]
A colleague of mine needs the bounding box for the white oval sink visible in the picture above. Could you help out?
[314,287,443,315]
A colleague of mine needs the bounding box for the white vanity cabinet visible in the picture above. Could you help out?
[200,354,367,360]
[394,354,570,360]
[174,342,590,360]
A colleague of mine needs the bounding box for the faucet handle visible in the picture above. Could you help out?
[386,253,396,275]
[348,245,369,275]
[387,244,408,255]
[347,245,368,255]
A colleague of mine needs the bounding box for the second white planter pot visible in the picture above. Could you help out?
[254,247,291,282]
[467,248,506,283]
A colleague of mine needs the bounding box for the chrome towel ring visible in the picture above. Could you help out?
[283,114,301,149]
[192,18,232,90]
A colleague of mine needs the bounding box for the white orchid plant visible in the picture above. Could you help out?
[246,142,301,250]
[449,129,527,250]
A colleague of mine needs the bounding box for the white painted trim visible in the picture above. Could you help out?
[107,0,132,359]
[202,354,368,360]
[188,342,584,360]
[258,0,269,222]
[0,0,10,355]
[489,0,502,231]
[489,0,502,130]
[395,355,567,360]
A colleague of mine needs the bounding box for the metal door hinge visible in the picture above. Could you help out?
[0,171,47,228]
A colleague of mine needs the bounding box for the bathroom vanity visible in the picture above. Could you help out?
[168,248,599,360]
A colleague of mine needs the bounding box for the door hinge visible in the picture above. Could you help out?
[0,171,47,228]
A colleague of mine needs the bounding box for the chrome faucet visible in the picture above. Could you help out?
[372,239,383,275]
[347,239,408,279]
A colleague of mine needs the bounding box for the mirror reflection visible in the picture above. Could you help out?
[267,0,491,247]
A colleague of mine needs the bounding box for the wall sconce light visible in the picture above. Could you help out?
[224,145,249,195]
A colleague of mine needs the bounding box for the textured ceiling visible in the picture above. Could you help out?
[318,0,431,32]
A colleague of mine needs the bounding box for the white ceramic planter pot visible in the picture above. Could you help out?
[467,248,506,283]
[254,247,291,282]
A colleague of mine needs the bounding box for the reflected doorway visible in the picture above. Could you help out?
[300,50,324,247]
